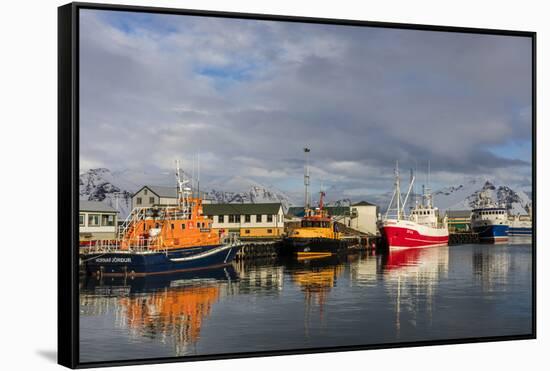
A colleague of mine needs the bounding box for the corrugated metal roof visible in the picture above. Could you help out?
[203,203,282,215]
[79,200,118,213]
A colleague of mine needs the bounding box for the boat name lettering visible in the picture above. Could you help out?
[95,257,132,263]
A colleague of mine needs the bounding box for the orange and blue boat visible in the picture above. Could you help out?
[81,162,242,276]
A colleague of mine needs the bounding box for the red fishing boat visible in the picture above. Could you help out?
[379,162,449,250]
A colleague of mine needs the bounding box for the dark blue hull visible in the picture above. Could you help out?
[82,244,242,276]
[473,224,509,243]
[82,265,238,293]
[508,227,532,236]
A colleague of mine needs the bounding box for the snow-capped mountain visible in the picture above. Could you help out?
[80,169,296,218]
[80,168,135,218]
[433,178,531,215]
[326,199,353,207]
[204,176,294,211]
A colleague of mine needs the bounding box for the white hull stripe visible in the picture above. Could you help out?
[169,244,240,262]
[403,236,449,244]
[390,243,448,250]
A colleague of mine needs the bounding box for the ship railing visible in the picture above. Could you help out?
[221,233,241,246]
[79,239,120,254]
[118,207,149,239]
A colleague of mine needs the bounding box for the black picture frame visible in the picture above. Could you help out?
[58,2,537,368]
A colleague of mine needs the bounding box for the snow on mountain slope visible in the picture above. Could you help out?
[433,178,531,215]
[79,168,135,218]
[80,170,296,218]
[204,176,294,211]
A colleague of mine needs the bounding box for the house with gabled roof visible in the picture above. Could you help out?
[131,185,179,209]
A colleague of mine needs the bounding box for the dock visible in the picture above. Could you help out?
[449,232,479,245]
[235,240,282,261]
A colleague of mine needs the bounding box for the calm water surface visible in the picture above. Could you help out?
[79,242,533,363]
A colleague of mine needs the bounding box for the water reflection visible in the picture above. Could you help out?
[80,243,532,362]
[380,247,450,336]
[285,256,345,321]
[81,266,237,356]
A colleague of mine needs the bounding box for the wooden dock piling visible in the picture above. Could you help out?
[449,232,479,245]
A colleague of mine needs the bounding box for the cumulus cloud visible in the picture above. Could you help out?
[79,9,533,201]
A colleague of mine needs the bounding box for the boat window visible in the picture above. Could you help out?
[143,224,146,231]
[267,215,273,222]
[181,223,185,230]
[245,215,251,223]
[171,223,175,230]
[267,229,273,234]
[235,215,241,223]
[218,215,224,223]
[79,214,85,226]
[197,222,200,228]
[201,222,205,228]
[245,229,250,234]
[258,215,264,223]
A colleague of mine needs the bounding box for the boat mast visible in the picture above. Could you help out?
[304,147,311,215]
[396,161,401,220]
[425,160,432,208]
[175,160,192,218]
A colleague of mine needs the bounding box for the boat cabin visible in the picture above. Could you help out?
[471,208,508,222]
[409,206,441,228]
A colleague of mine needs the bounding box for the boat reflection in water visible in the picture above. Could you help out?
[81,266,238,356]
[283,255,346,329]
[380,246,450,335]
[80,243,531,362]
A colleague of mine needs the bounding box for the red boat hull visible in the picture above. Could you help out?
[381,221,449,249]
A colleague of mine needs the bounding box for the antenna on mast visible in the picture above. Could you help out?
[426,160,432,208]
[304,147,311,214]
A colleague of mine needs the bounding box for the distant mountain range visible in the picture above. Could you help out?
[433,178,531,215]
[79,169,295,218]
[203,176,294,210]
[80,168,532,219]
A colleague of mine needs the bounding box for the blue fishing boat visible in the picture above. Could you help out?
[471,207,509,242]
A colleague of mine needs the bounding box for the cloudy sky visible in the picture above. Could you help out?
[79,9,532,201]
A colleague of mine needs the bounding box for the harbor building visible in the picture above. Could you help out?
[287,201,378,236]
[349,201,379,235]
[131,185,178,209]
[79,200,119,241]
[203,203,285,239]
[446,210,472,232]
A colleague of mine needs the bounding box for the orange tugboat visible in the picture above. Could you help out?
[82,161,242,276]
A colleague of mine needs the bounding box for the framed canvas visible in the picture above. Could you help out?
[58,2,536,368]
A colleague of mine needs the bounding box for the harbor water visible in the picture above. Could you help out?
[79,241,532,363]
